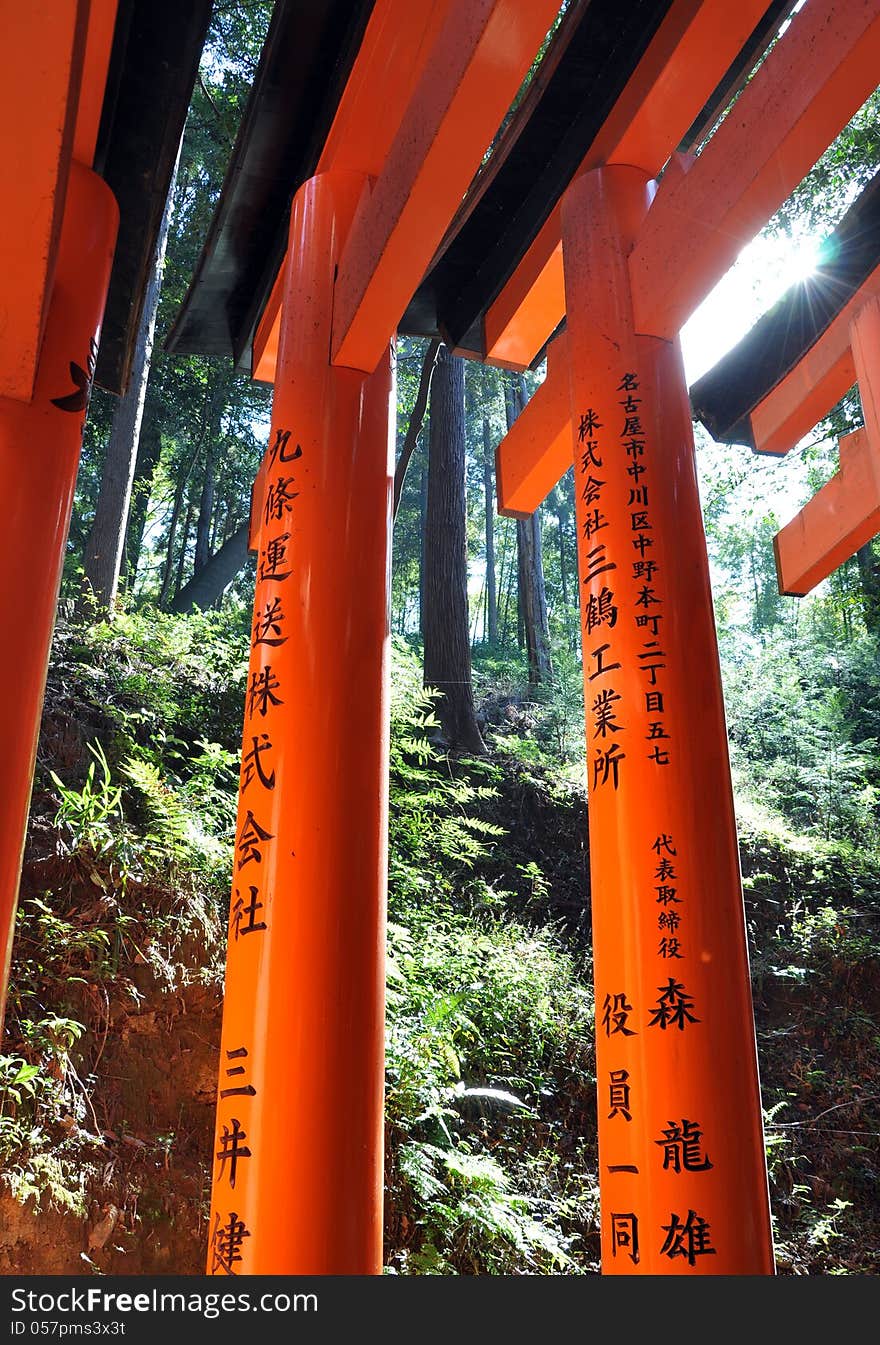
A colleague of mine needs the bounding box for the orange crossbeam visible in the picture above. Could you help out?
[330,0,562,374]
[315,0,452,179]
[751,267,880,456]
[496,333,569,516]
[484,0,776,369]
[252,0,455,382]
[774,428,880,595]
[630,0,880,340]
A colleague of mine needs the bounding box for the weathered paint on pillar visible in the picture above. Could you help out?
[561,165,774,1274]
[0,162,118,1032]
[207,171,393,1275]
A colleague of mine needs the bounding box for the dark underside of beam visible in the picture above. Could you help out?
[398,0,674,355]
[690,169,880,447]
[406,0,797,358]
[166,0,685,368]
[165,0,375,367]
[164,0,804,375]
[94,0,212,396]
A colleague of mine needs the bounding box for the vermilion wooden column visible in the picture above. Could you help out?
[207,171,394,1275]
[561,165,774,1274]
[0,162,118,1031]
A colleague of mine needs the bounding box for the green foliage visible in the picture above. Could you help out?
[770,89,880,238]
[50,742,124,859]
[385,644,598,1273]
[389,640,505,903]
[43,607,247,894]
[721,624,880,846]
[475,644,586,780]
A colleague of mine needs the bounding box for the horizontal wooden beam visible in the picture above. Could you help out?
[631,0,880,339]
[495,333,570,517]
[330,0,562,373]
[483,0,776,368]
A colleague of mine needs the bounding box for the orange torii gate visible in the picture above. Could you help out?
[774,297,880,595]
[163,0,880,1277]
[0,0,211,1024]
[4,0,878,1282]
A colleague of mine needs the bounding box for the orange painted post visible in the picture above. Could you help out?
[852,296,880,449]
[207,171,394,1275]
[0,0,90,402]
[561,165,774,1274]
[0,162,118,1028]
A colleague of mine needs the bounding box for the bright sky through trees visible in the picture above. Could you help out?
[681,230,821,385]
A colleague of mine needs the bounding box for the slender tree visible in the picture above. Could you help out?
[120,410,162,590]
[482,412,498,645]
[422,346,485,753]
[393,338,440,520]
[856,541,880,635]
[504,375,553,688]
[170,522,250,612]
[418,465,428,635]
[81,148,180,611]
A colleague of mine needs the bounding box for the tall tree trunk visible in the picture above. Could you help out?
[158,471,189,608]
[518,512,553,688]
[418,465,428,637]
[170,522,250,612]
[210,489,224,554]
[483,415,498,645]
[156,374,215,607]
[556,500,569,610]
[172,492,196,600]
[505,375,553,687]
[856,541,880,635]
[498,519,515,647]
[120,410,162,591]
[516,531,525,651]
[422,346,485,753]
[80,148,179,612]
[393,338,440,520]
[194,437,217,574]
[501,382,525,649]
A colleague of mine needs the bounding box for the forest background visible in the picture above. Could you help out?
[1,0,879,1275]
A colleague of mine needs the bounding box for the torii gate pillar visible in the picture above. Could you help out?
[0,163,118,1026]
[561,165,774,1274]
[207,171,393,1275]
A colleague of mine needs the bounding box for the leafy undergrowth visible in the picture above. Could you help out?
[1,613,878,1274]
[738,807,880,1274]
